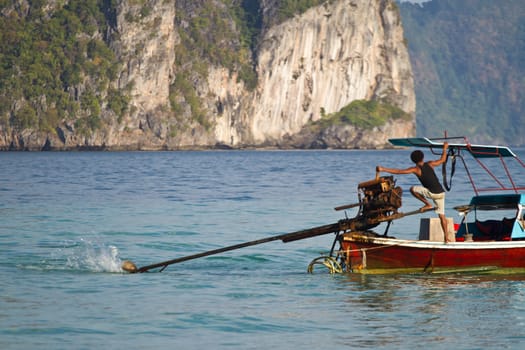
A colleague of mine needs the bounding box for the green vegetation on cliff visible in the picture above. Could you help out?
[274,0,328,24]
[314,100,412,130]
[170,0,263,129]
[0,1,127,134]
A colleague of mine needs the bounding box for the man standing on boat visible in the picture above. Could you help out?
[376,142,450,242]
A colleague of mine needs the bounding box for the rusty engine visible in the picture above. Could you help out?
[338,176,403,232]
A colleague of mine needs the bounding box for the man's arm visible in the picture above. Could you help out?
[427,142,449,167]
[376,165,417,175]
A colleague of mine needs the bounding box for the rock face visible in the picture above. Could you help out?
[282,118,415,149]
[202,0,415,149]
[246,0,415,145]
[110,0,178,148]
[0,0,415,150]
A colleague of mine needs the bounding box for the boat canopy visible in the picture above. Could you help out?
[389,137,517,158]
[388,136,525,195]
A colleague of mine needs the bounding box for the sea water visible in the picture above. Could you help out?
[1,149,525,349]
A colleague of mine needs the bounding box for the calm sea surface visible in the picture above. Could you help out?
[2,149,525,349]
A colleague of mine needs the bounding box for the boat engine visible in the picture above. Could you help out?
[337,176,403,231]
[307,176,403,273]
[358,176,402,218]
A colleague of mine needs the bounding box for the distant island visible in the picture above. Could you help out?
[0,0,522,150]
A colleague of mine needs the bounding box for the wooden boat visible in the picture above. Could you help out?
[333,137,525,274]
[123,136,525,275]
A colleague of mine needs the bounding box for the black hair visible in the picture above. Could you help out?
[410,150,424,163]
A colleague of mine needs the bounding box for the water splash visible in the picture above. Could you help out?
[62,238,124,273]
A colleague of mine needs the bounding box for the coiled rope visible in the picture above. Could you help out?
[307,255,343,274]
[307,243,405,274]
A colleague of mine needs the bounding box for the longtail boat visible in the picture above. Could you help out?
[122,136,525,275]
[328,136,525,274]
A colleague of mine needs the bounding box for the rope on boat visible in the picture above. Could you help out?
[307,256,343,274]
[307,244,403,274]
[442,148,457,191]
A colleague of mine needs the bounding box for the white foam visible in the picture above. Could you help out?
[65,238,124,273]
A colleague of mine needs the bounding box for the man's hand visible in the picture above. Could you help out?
[375,166,382,179]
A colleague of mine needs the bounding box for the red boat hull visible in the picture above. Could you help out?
[341,233,525,274]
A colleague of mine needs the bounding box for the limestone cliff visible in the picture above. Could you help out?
[190,0,415,149]
[0,0,415,150]
[247,0,415,147]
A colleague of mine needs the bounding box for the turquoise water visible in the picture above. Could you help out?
[2,150,525,349]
